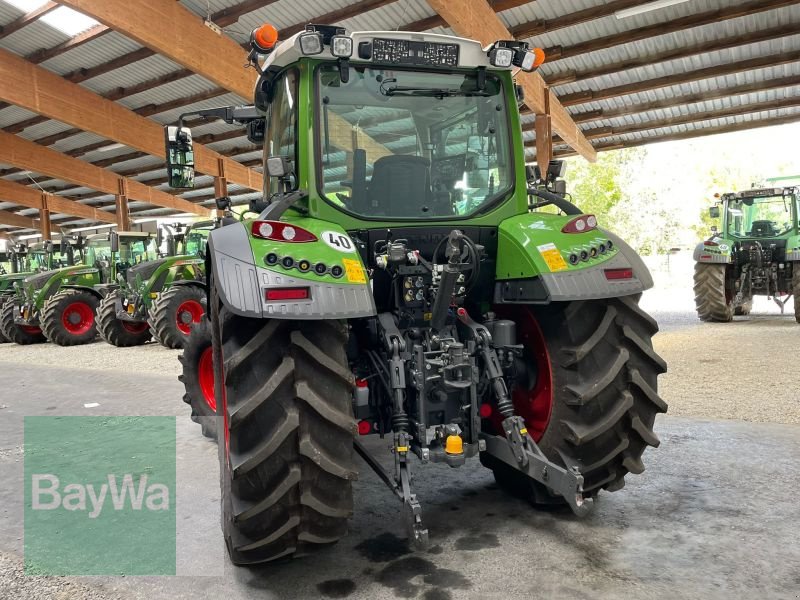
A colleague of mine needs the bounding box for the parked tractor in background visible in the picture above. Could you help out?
[0,240,69,343]
[1,232,157,346]
[695,185,800,323]
[165,24,667,564]
[97,221,211,348]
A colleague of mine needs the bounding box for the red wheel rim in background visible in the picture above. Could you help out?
[198,346,216,412]
[121,320,149,334]
[61,301,94,336]
[175,300,204,335]
[489,307,553,443]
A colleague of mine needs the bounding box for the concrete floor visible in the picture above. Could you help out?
[1,287,799,599]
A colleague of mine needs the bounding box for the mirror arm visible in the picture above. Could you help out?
[259,189,309,221]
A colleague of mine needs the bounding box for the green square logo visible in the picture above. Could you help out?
[24,416,177,575]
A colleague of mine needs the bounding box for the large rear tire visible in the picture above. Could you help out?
[178,317,216,440]
[694,263,733,322]
[0,296,9,343]
[793,265,800,324]
[483,295,667,503]
[1,298,46,345]
[210,283,357,565]
[41,289,99,346]
[149,284,205,349]
[96,290,151,347]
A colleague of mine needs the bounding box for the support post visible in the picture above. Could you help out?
[535,91,553,174]
[213,158,228,199]
[116,179,130,230]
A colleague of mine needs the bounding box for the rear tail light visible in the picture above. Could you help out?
[265,287,310,301]
[604,268,634,280]
[562,214,597,234]
[252,220,317,243]
[703,240,718,246]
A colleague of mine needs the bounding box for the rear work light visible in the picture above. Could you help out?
[251,220,317,243]
[562,214,598,234]
[265,287,310,302]
[604,268,634,281]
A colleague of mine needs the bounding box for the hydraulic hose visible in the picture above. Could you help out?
[527,187,583,215]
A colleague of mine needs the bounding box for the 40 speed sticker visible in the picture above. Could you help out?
[321,231,357,253]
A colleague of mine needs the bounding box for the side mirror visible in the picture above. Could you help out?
[60,237,69,255]
[709,206,720,219]
[110,231,119,253]
[247,119,265,145]
[215,196,232,211]
[164,125,195,189]
[45,241,53,253]
[266,156,292,178]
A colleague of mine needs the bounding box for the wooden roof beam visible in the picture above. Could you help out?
[425,0,596,161]
[0,48,261,191]
[557,49,800,108]
[0,178,116,224]
[542,0,800,63]
[0,209,38,230]
[552,112,800,159]
[400,0,530,32]
[58,0,394,166]
[546,23,800,88]
[0,2,58,40]
[0,130,208,216]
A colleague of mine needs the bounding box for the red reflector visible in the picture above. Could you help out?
[357,420,372,435]
[604,268,633,281]
[479,404,493,418]
[699,255,712,260]
[265,287,310,301]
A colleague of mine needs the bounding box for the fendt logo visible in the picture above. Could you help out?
[32,474,170,519]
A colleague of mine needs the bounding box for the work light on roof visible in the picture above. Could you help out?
[488,40,546,72]
[299,32,324,55]
[331,35,353,58]
[488,47,514,68]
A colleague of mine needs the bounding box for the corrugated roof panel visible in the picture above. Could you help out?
[39,30,143,75]
[0,105,38,128]
[79,54,186,96]
[0,19,70,57]
[117,73,223,111]
[338,0,434,32]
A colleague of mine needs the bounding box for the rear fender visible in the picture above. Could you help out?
[694,236,733,264]
[208,220,376,319]
[494,213,651,303]
[59,285,104,301]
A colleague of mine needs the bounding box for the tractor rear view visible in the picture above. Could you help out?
[166,24,668,564]
[2,232,157,346]
[694,185,800,322]
[97,221,211,348]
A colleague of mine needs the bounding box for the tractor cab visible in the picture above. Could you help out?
[716,187,799,241]
[163,220,213,258]
[85,231,157,284]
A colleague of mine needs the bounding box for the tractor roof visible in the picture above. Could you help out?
[262,29,514,74]
[723,186,798,200]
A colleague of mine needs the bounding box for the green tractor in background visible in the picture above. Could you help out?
[97,221,212,348]
[0,239,70,343]
[694,184,800,322]
[165,25,667,564]
[1,231,158,346]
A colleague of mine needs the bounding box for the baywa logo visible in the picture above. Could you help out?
[25,416,177,576]
[32,473,170,519]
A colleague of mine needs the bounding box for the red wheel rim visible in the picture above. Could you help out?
[198,346,216,412]
[20,325,41,335]
[490,307,553,443]
[175,300,204,335]
[121,320,148,334]
[61,301,95,336]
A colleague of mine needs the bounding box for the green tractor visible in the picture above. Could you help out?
[1,231,157,346]
[97,221,211,348]
[694,185,800,322]
[0,240,69,343]
[165,25,667,564]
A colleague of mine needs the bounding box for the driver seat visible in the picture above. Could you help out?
[367,155,431,217]
[750,220,777,237]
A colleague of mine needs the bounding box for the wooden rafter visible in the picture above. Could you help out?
[0,2,58,40]
[0,209,38,230]
[426,0,596,161]
[552,112,800,159]
[546,23,800,88]
[0,48,261,192]
[557,49,800,107]
[542,0,800,62]
[0,131,208,216]
[0,179,116,224]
